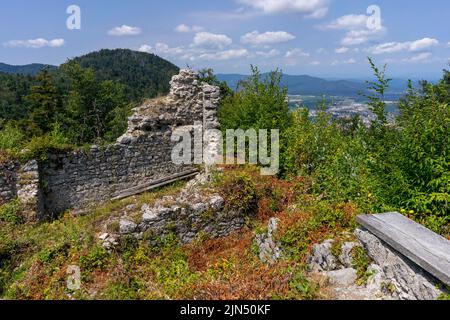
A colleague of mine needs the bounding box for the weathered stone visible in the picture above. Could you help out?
[119,219,137,235]
[355,228,446,300]
[325,268,358,286]
[255,218,282,264]
[307,240,338,271]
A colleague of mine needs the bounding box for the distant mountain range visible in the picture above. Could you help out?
[1,57,413,99]
[217,73,412,98]
[0,62,57,75]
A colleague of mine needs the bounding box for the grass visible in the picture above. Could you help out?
[0,165,360,300]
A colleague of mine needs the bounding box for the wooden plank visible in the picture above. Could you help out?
[111,169,199,201]
[357,212,450,286]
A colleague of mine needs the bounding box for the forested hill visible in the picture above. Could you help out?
[66,49,180,101]
[0,49,180,146]
[0,63,57,76]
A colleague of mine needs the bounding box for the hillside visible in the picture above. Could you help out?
[0,63,57,76]
[65,49,180,101]
[217,73,411,97]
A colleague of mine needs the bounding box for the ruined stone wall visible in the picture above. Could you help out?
[0,70,221,219]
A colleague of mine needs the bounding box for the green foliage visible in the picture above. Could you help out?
[216,170,257,214]
[0,199,24,225]
[0,49,178,151]
[0,124,24,151]
[79,246,110,272]
[219,66,291,133]
[351,246,373,286]
[25,68,60,136]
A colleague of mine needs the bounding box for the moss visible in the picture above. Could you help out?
[351,246,373,285]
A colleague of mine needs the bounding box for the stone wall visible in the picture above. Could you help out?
[0,69,221,219]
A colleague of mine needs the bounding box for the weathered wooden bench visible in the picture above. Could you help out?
[357,212,450,286]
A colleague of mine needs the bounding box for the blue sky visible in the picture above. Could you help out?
[0,0,449,79]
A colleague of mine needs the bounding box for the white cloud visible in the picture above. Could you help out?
[368,38,439,54]
[321,14,368,30]
[310,61,321,66]
[409,38,439,51]
[138,44,152,53]
[198,49,249,60]
[193,32,232,49]
[253,49,281,58]
[341,28,386,46]
[316,48,328,54]
[402,52,432,63]
[108,25,142,36]
[335,47,349,54]
[4,38,65,48]
[321,13,386,46]
[236,0,329,18]
[241,31,295,46]
[285,48,310,58]
[139,42,186,57]
[175,24,203,33]
[331,58,356,66]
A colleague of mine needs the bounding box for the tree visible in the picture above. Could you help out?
[60,63,128,145]
[25,68,59,135]
[219,66,291,133]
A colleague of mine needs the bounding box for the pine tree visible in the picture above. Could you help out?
[26,68,59,135]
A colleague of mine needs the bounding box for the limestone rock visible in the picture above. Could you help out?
[119,219,137,235]
[255,218,282,264]
[307,240,338,271]
[325,268,358,286]
[355,228,446,300]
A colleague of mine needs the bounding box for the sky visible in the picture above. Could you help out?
[0,0,449,79]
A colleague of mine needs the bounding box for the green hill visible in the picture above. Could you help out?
[65,49,180,101]
[0,63,57,76]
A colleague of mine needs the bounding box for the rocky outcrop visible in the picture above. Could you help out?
[307,230,448,300]
[255,218,282,264]
[355,228,447,300]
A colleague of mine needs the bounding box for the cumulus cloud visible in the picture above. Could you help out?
[341,28,385,46]
[285,48,310,58]
[108,25,142,36]
[193,32,232,49]
[4,38,65,48]
[331,58,356,66]
[241,31,295,46]
[175,24,203,33]
[310,61,321,66]
[335,47,350,54]
[321,14,368,30]
[321,13,386,45]
[402,52,433,63]
[236,0,329,18]
[253,49,281,58]
[368,38,439,54]
[198,49,249,60]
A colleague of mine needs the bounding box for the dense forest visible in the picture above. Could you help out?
[0,49,179,153]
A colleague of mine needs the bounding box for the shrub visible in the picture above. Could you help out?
[0,199,24,225]
[79,246,110,272]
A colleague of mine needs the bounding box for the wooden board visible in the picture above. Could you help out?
[357,212,450,286]
[111,169,199,201]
